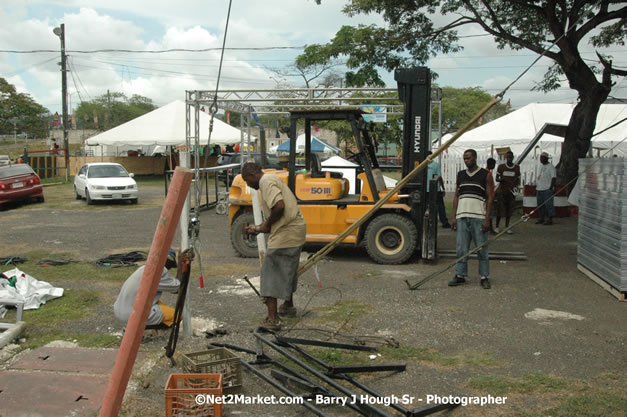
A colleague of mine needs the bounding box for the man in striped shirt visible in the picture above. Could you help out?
[450,149,495,289]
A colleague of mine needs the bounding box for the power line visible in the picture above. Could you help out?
[0,46,306,54]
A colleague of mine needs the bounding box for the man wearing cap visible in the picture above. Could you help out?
[536,152,556,225]
[114,249,191,328]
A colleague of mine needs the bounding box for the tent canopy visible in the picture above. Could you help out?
[441,103,627,157]
[85,100,254,148]
[277,134,341,154]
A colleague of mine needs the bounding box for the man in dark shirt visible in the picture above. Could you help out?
[495,151,521,234]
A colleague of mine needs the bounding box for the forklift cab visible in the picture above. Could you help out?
[229,67,437,264]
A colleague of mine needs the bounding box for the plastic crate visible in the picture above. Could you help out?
[165,373,223,417]
[181,348,242,392]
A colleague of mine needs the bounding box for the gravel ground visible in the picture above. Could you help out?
[1,182,625,417]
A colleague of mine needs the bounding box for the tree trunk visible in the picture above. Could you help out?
[558,59,612,189]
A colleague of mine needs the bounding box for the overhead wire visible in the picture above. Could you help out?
[67,58,85,105]
[70,56,93,101]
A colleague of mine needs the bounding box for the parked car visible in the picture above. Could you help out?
[74,163,138,205]
[0,155,10,166]
[216,152,282,185]
[0,164,44,209]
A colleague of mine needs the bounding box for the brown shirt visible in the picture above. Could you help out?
[496,163,520,194]
[259,174,306,249]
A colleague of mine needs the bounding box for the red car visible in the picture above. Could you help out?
[0,164,44,208]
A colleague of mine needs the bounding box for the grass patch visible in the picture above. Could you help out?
[310,348,368,366]
[545,390,627,417]
[1,249,138,283]
[20,288,100,326]
[379,345,501,368]
[467,373,571,396]
[21,330,121,350]
[314,299,373,323]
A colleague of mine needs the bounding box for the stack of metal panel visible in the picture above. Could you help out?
[577,158,627,291]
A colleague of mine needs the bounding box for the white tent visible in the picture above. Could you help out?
[441,102,627,157]
[436,102,627,191]
[85,100,255,156]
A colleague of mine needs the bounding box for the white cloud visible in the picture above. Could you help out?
[1,1,624,117]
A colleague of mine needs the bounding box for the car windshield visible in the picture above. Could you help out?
[0,165,34,179]
[88,165,129,178]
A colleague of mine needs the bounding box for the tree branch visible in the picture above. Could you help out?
[576,6,627,43]
[460,0,560,61]
[597,52,627,78]
[545,0,566,41]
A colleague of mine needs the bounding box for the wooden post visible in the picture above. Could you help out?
[98,167,193,417]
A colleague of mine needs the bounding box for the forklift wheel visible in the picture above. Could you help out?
[231,211,261,258]
[365,213,418,264]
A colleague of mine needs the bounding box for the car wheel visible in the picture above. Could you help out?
[74,186,81,200]
[364,213,417,264]
[131,198,138,205]
[230,211,261,258]
[85,189,93,205]
[37,196,45,203]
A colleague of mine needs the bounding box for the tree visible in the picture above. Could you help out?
[267,59,345,88]
[439,86,508,132]
[74,92,157,130]
[301,1,627,185]
[0,78,50,138]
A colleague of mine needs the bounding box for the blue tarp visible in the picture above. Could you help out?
[277,137,332,153]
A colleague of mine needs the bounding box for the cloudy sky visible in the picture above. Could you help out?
[1,0,625,115]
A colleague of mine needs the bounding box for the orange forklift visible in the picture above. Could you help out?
[228,67,438,264]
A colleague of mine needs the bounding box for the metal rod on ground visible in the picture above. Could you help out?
[284,340,414,417]
[179,151,192,339]
[254,331,392,417]
[239,360,333,417]
[297,96,502,277]
[99,167,193,417]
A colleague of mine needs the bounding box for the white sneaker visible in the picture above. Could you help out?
[494,227,499,233]
[506,229,513,234]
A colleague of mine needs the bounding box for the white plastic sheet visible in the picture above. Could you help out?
[0,268,64,310]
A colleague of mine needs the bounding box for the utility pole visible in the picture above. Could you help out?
[53,23,69,181]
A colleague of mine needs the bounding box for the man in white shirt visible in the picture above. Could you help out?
[536,151,557,225]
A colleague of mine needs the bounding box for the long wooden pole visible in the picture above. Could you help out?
[99,167,193,417]
[297,96,501,277]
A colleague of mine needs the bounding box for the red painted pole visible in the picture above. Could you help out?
[99,167,193,417]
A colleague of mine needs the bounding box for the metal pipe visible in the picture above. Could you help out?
[239,360,333,417]
[285,341,412,416]
[99,167,193,417]
[275,336,377,352]
[255,331,392,417]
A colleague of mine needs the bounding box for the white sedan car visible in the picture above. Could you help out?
[74,163,138,204]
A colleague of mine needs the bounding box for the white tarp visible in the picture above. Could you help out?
[321,155,397,194]
[0,268,64,310]
[85,100,255,156]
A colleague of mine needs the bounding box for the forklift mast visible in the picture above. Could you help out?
[394,67,432,225]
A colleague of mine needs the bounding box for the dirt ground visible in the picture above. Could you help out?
[1,181,625,417]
